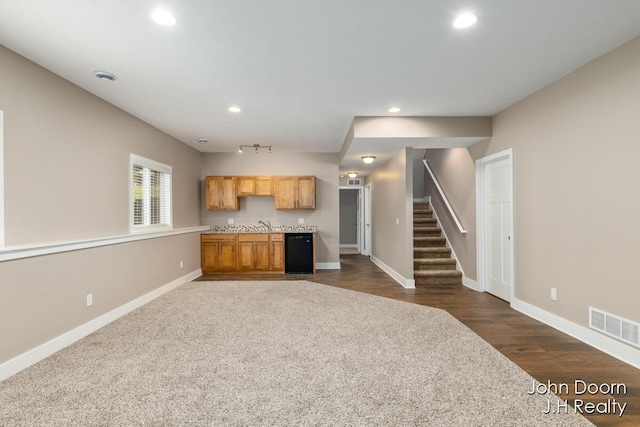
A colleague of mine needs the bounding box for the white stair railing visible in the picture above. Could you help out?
[422,159,467,235]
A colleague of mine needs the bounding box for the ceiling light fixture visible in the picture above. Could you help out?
[197,138,208,144]
[228,106,241,113]
[453,13,478,29]
[361,155,376,164]
[388,107,401,113]
[151,9,178,26]
[94,70,117,82]
[239,144,271,154]
[347,172,358,178]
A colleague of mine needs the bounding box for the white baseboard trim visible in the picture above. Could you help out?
[339,244,358,249]
[370,255,415,289]
[511,297,640,370]
[316,262,341,270]
[462,276,478,291]
[0,269,202,382]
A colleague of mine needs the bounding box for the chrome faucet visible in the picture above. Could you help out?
[258,220,272,231]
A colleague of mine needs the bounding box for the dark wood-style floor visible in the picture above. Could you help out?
[195,254,640,427]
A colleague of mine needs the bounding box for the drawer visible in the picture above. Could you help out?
[237,233,269,242]
[269,233,284,242]
[201,234,237,242]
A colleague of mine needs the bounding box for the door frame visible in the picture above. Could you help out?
[476,148,515,302]
[363,183,372,256]
[339,186,364,254]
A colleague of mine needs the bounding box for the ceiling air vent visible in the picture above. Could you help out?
[590,307,640,348]
[94,70,117,82]
[347,179,361,186]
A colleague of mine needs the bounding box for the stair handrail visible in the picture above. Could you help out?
[422,158,467,235]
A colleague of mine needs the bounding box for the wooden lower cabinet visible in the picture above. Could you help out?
[237,234,270,271]
[202,233,284,274]
[270,234,285,270]
[201,234,237,273]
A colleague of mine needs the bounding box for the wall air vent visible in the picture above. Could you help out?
[589,307,640,348]
[347,179,361,186]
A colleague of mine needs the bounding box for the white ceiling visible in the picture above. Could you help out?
[2,0,640,175]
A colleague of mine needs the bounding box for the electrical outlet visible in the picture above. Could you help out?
[86,294,93,307]
[298,218,304,224]
[551,287,557,301]
[228,218,234,225]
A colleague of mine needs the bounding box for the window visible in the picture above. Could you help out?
[130,154,172,232]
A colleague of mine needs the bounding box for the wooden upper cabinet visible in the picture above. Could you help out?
[205,175,314,210]
[296,176,316,209]
[255,176,274,196]
[273,176,296,209]
[274,176,315,210]
[206,176,238,210]
[237,176,273,196]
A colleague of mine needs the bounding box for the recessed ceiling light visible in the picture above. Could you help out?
[151,9,178,26]
[453,13,478,29]
[228,106,241,113]
[388,107,401,113]
[94,70,117,82]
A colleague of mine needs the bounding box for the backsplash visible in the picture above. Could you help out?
[208,224,318,233]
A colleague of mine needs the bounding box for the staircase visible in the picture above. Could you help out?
[413,201,463,285]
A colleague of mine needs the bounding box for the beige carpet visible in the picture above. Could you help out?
[0,281,592,426]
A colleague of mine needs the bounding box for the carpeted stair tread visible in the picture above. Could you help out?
[414,258,457,271]
[415,270,462,277]
[414,258,457,265]
[413,209,433,215]
[415,270,463,285]
[414,247,451,255]
[414,238,447,248]
[413,218,437,225]
[413,227,442,236]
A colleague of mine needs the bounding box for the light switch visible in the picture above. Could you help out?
[228,218,234,225]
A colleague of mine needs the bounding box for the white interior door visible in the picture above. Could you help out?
[484,158,513,301]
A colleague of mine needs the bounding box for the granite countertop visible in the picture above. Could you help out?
[204,225,317,234]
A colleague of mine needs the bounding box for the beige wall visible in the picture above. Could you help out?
[483,35,640,325]
[0,45,203,365]
[1,46,201,245]
[423,148,478,280]
[353,116,492,138]
[367,148,414,282]
[201,153,340,265]
[434,36,640,328]
[0,234,201,363]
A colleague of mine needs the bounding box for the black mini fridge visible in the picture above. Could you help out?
[285,233,314,274]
